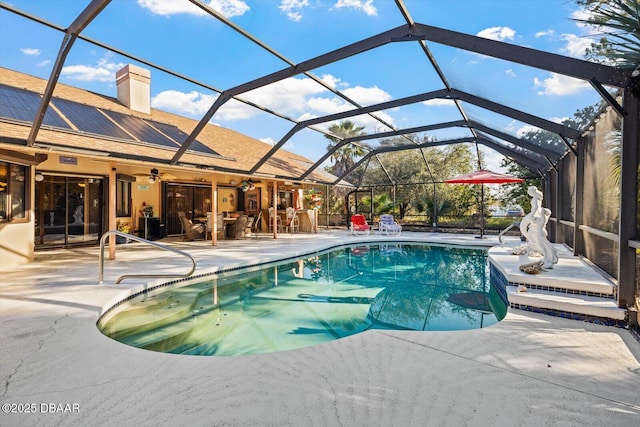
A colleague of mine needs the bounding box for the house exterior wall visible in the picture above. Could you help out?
[0,216,33,270]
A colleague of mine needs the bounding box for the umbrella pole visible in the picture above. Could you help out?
[479,184,485,239]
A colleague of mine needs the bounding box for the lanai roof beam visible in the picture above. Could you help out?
[26,0,111,146]
[407,23,629,88]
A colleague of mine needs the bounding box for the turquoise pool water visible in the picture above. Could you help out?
[98,243,508,356]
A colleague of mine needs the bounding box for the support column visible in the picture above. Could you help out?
[549,167,558,242]
[557,159,564,243]
[108,163,116,260]
[574,139,585,256]
[618,89,639,308]
[211,173,217,246]
[272,180,278,239]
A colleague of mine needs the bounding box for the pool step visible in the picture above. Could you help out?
[489,244,627,326]
[506,286,626,325]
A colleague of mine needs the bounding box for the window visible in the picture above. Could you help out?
[0,161,26,221]
[277,191,292,210]
[116,178,131,217]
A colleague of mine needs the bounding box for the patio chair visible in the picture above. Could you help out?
[251,210,263,238]
[178,211,204,241]
[205,212,212,240]
[226,214,248,239]
[378,214,402,236]
[268,207,282,233]
[285,207,299,233]
[216,213,225,240]
[350,214,371,236]
[205,212,225,240]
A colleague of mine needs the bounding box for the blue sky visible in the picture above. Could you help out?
[0,0,605,172]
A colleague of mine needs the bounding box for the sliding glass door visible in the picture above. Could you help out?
[35,175,104,247]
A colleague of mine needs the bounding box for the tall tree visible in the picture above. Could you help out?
[324,120,367,179]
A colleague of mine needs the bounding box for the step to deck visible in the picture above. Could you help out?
[489,243,627,326]
[506,286,626,325]
[489,244,616,296]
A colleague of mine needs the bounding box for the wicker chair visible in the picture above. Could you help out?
[178,211,204,241]
[226,214,248,239]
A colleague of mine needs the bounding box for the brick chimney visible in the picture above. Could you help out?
[116,64,150,114]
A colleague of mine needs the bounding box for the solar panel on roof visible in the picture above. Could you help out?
[101,109,179,149]
[144,119,219,156]
[0,84,71,129]
[51,97,132,140]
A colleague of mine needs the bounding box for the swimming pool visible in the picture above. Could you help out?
[98,242,508,356]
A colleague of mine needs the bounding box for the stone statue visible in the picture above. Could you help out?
[513,185,558,270]
[72,205,83,225]
[518,186,543,255]
[537,207,559,269]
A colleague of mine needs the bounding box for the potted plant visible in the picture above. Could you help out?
[141,205,154,217]
[116,222,132,244]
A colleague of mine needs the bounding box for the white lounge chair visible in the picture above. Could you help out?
[378,214,402,236]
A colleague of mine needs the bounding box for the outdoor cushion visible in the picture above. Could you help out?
[350,214,371,236]
[379,214,402,235]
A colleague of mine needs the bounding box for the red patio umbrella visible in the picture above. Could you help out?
[445,169,524,238]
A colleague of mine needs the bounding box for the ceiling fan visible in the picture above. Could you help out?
[133,168,177,183]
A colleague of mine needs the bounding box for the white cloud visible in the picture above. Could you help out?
[150,73,395,133]
[514,124,540,138]
[560,33,592,58]
[20,48,40,56]
[332,0,377,16]
[533,72,590,96]
[476,26,515,42]
[535,29,554,38]
[319,74,342,89]
[60,57,125,82]
[422,99,456,107]
[151,90,217,116]
[306,97,351,114]
[242,77,328,112]
[137,0,249,17]
[278,0,308,21]
[260,137,277,145]
[342,85,391,106]
[217,98,261,120]
[38,60,52,67]
[571,9,593,30]
[549,116,569,124]
[479,147,507,173]
[505,69,516,78]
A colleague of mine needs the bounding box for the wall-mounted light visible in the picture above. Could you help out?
[148,168,160,184]
[35,172,45,182]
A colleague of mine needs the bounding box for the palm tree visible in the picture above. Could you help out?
[574,0,640,68]
[324,120,367,178]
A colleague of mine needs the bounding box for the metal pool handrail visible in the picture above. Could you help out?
[498,221,521,245]
[99,230,196,284]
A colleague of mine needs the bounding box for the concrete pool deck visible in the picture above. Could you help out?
[1,230,639,426]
